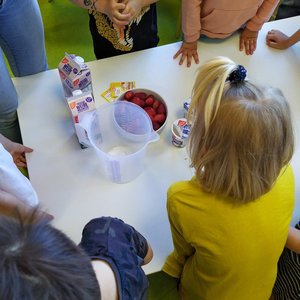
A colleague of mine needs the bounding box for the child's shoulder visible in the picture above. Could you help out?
[275,164,294,187]
[168,177,201,197]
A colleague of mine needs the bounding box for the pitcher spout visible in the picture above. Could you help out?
[148,131,160,144]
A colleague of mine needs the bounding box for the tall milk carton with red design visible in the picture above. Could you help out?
[66,89,96,149]
[58,53,93,97]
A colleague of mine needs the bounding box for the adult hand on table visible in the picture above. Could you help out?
[239,28,258,55]
[174,40,199,68]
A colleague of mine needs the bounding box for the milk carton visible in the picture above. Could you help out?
[58,53,93,97]
[67,90,96,148]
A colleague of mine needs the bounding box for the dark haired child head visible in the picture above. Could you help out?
[0,210,100,300]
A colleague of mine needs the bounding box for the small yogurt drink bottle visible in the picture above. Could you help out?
[171,118,190,148]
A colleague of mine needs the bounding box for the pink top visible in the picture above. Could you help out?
[182,0,280,42]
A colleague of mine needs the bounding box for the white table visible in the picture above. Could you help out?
[15,16,300,274]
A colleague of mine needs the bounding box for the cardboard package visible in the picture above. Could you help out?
[66,90,96,148]
[58,53,93,97]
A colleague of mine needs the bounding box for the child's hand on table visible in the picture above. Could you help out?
[174,40,199,68]
[239,28,258,55]
[266,30,292,49]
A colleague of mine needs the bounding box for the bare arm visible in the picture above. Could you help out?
[174,0,201,67]
[266,29,300,49]
[286,226,300,253]
[288,29,300,46]
[69,0,131,26]
[0,190,53,222]
[246,0,280,32]
[240,0,279,55]
[143,241,153,265]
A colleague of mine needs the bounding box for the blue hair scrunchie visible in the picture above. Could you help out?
[228,65,247,83]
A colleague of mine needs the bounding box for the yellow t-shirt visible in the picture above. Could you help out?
[163,165,294,300]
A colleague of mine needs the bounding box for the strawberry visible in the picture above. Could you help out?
[146,112,155,122]
[132,96,142,107]
[152,100,160,110]
[152,122,161,131]
[124,90,134,101]
[139,99,145,107]
[154,113,166,124]
[144,106,156,117]
[157,103,166,114]
[134,92,147,100]
[145,95,154,106]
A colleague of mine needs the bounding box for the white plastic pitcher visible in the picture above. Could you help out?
[76,101,160,183]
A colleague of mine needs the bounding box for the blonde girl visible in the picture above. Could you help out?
[163,56,294,300]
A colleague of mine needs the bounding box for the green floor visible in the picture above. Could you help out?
[39,1,180,299]
[148,271,179,299]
